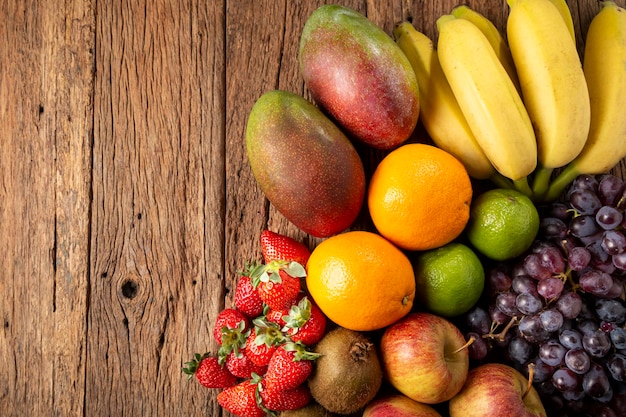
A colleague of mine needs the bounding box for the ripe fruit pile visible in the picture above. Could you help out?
[184,1,626,416]
[461,174,626,416]
[394,0,626,203]
[183,231,327,416]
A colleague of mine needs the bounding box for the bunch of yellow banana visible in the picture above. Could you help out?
[543,1,626,201]
[393,0,626,202]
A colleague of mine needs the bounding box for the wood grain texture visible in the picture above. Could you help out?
[1,1,625,416]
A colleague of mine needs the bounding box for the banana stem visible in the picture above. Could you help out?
[489,172,516,190]
[542,163,582,202]
[513,177,533,197]
[530,165,554,202]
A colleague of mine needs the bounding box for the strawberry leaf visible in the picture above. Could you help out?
[285,261,306,278]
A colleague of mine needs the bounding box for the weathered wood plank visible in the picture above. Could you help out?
[2,1,626,417]
[0,0,94,416]
[88,0,225,415]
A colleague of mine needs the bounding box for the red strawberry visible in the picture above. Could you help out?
[234,263,264,318]
[260,230,311,266]
[182,353,237,389]
[225,350,267,379]
[250,261,304,311]
[282,296,327,346]
[259,383,312,412]
[217,379,265,417]
[265,307,289,328]
[245,318,286,367]
[213,308,250,345]
[264,342,320,392]
[214,309,250,365]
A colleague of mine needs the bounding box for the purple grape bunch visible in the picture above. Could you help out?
[461,174,626,417]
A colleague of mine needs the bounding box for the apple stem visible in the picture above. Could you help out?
[452,335,475,355]
[484,316,519,342]
[522,363,535,400]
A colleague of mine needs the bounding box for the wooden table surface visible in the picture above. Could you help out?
[2,0,625,416]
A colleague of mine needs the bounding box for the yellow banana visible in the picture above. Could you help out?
[507,0,590,197]
[547,0,576,42]
[450,5,521,92]
[392,22,495,180]
[436,14,536,189]
[544,1,626,201]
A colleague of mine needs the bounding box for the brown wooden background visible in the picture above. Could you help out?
[1,0,625,416]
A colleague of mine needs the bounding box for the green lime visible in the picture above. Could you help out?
[413,242,485,317]
[466,188,540,261]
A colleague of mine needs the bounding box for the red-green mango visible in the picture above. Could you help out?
[299,5,420,150]
[246,90,365,238]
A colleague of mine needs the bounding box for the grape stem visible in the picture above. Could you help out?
[484,316,519,342]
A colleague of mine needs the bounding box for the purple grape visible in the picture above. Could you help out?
[602,230,626,255]
[595,299,626,324]
[537,277,564,300]
[538,245,566,274]
[516,292,544,315]
[570,189,602,215]
[547,202,572,221]
[578,319,600,335]
[508,336,534,364]
[610,327,626,350]
[604,279,625,299]
[612,252,626,270]
[511,275,538,295]
[552,367,581,392]
[570,174,600,195]
[466,306,491,335]
[607,353,626,382]
[560,329,584,349]
[598,174,624,206]
[556,291,583,319]
[487,268,512,293]
[564,348,591,374]
[540,308,563,333]
[539,340,567,367]
[569,215,601,238]
[489,304,509,325]
[579,269,614,297]
[588,239,612,264]
[596,206,624,230]
[583,362,612,399]
[540,217,568,239]
[518,314,551,343]
[466,332,488,361]
[568,246,592,271]
[583,330,612,358]
[496,291,519,317]
[523,253,552,280]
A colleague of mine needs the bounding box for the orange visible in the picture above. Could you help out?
[306,231,415,331]
[367,143,472,251]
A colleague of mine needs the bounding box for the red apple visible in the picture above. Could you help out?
[449,362,547,417]
[379,312,469,404]
[363,394,442,416]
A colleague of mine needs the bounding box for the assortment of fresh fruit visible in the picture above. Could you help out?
[461,173,626,416]
[184,1,626,416]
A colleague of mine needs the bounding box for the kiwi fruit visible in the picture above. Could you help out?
[307,327,383,414]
